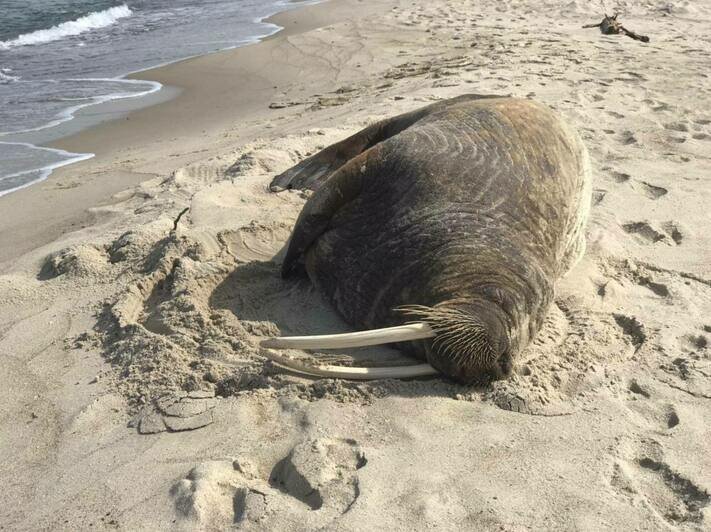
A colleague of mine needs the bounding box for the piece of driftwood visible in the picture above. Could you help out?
[583,14,650,42]
[172,207,189,231]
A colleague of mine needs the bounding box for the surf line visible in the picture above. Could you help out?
[0,5,133,49]
[0,78,163,137]
[0,141,94,197]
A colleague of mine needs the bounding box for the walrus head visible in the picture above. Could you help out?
[398,302,513,383]
[259,298,514,384]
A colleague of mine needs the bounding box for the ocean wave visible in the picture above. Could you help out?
[0,69,20,84]
[0,78,163,136]
[0,141,94,197]
[0,5,133,49]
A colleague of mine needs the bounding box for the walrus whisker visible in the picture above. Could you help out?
[397,304,498,367]
[260,349,439,380]
[259,322,435,350]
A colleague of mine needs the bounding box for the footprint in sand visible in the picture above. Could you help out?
[636,276,670,298]
[597,259,672,300]
[679,333,708,353]
[610,440,709,527]
[268,437,366,513]
[619,130,639,146]
[657,326,711,399]
[622,222,667,244]
[609,170,631,183]
[665,407,680,429]
[635,181,668,200]
[662,222,684,245]
[664,121,690,133]
[600,166,668,201]
[170,438,366,529]
[642,98,672,114]
[621,221,683,246]
[625,379,680,431]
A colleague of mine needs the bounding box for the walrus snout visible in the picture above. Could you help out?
[404,302,512,384]
[258,300,515,382]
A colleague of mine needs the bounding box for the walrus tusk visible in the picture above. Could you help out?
[259,322,435,350]
[260,349,439,380]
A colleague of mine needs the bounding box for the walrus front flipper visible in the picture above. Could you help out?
[281,149,372,278]
[270,116,418,192]
[270,94,505,192]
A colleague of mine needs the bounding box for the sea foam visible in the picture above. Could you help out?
[0,141,94,197]
[0,5,132,49]
[0,69,20,84]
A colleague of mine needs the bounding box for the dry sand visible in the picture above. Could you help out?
[1,0,710,530]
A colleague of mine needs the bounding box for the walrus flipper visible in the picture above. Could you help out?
[270,113,424,192]
[270,125,379,192]
[281,151,370,278]
[270,94,504,192]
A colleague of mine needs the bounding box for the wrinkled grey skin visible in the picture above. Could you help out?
[272,95,591,384]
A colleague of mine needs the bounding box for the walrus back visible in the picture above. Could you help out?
[270,94,506,192]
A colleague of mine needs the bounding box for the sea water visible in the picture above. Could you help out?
[0,0,315,196]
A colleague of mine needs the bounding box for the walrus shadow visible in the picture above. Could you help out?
[210,260,349,335]
[209,259,409,360]
[208,260,474,398]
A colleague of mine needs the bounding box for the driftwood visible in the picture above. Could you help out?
[583,14,650,42]
[172,207,189,231]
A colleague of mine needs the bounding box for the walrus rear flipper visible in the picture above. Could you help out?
[270,94,505,192]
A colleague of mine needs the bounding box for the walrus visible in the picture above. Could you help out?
[260,94,591,383]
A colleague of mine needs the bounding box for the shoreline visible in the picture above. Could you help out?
[0,0,317,165]
[0,0,321,199]
[0,141,94,198]
[0,0,349,266]
[0,0,320,200]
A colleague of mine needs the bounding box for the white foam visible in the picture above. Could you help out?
[0,71,20,84]
[0,77,163,135]
[0,5,132,49]
[0,141,94,197]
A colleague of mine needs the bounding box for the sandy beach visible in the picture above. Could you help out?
[1,0,710,530]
